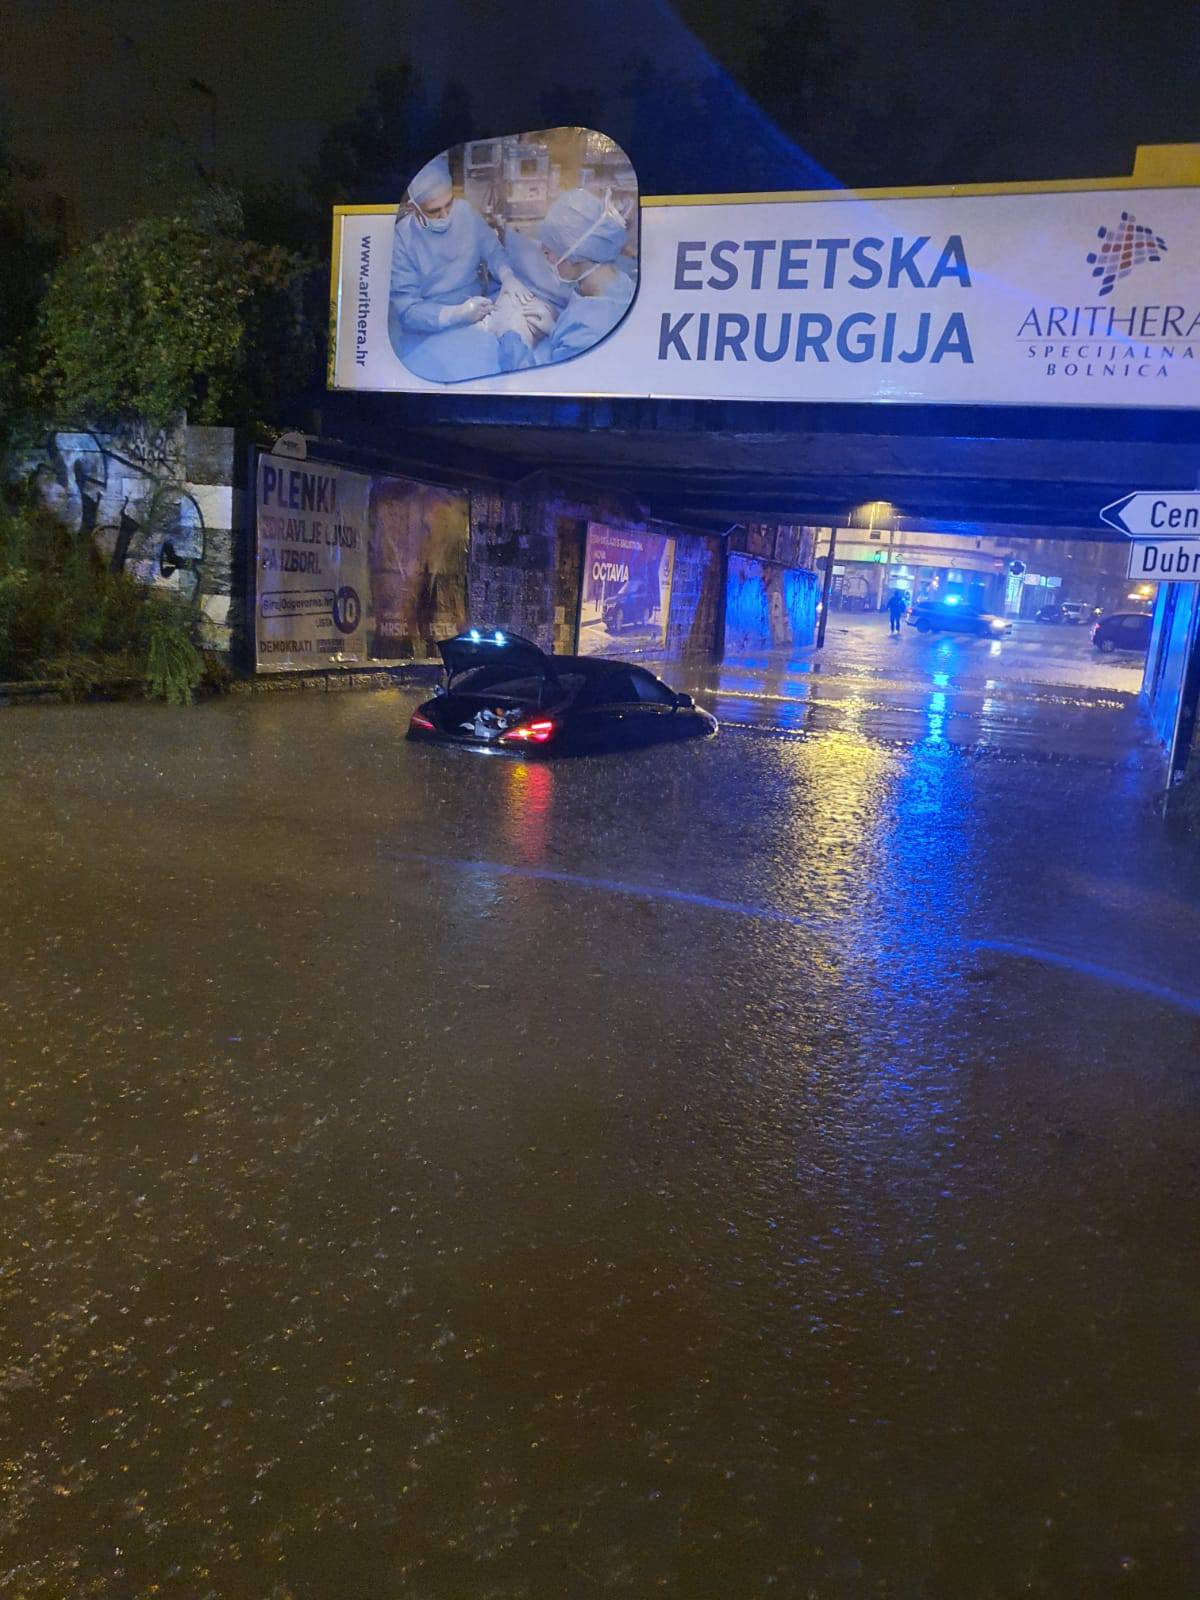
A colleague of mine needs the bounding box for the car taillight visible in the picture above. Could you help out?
[500,717,557,745]
[409,711,436,732]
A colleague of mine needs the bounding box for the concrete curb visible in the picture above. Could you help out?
[228,664,440,695]
[1,664,442,707]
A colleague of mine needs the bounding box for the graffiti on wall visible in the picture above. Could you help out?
[25,429,207,604]
[724,554,819,656]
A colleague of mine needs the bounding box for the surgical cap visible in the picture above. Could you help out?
[540,188,627,264]
[408,154,453,206]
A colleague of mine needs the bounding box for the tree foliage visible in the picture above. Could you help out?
[35,192,316,430]
[0,494,204,701]
[310,62,480,216]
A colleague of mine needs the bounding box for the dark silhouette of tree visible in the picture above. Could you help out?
[308,62,481,216]
[536,86,607,133]
[619,57,833,195]
[0,133,65,445]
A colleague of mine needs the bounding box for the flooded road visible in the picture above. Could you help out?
[688,612,1152,758]
[1,622,1197,1598]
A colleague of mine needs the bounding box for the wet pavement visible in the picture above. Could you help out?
[686,613,1152,759]
[1,618,1198,1599]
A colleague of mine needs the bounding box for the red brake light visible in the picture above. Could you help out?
[409,711,436,732]
[500,717,557,745]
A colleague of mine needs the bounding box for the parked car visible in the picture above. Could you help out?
[1092,611,1152,654]
[407,630,718,756]
[907,598,1013,638]
[1035,600,1092,624]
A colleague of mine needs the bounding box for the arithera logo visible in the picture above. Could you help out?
[1087,212,1167,296]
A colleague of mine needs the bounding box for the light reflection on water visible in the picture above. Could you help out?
[0,654,1194,1599]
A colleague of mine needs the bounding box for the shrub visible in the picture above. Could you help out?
[0,496,207,702]
[35,193,316,431]
[143,594,206,705]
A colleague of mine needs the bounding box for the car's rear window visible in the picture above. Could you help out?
[452,668,583,701]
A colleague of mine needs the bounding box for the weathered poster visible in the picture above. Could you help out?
[368,479,468,657]
[578,524,675,658]
[255,458,371,671]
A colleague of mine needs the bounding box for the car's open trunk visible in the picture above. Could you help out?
[427,683,569,746]
[431,633,569,746]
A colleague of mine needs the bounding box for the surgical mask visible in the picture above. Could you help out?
[549,254,606,287]
[415,202,452,234]
[548,189,626,283]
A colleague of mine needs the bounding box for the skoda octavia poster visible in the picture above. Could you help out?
[578,524,675,658]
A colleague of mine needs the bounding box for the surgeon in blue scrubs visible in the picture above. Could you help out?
[497,189,634,372]
[388,154,520,380]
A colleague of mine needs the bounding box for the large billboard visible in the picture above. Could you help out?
[578,524,675,658]
[254,455,467,672]
[331,152,1200,409]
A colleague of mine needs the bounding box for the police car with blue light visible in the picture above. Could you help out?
[907,597,1012,638]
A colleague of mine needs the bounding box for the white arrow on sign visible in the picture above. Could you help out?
[1100,492,1200,538]
[1128,540,1200,581]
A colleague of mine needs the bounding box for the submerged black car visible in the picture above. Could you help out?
[407,630,718,756]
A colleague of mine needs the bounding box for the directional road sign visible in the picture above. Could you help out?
[1101,492,1200,538]
[1127,540,1200,581]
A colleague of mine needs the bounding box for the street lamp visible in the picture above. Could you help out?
[816,501,899,647]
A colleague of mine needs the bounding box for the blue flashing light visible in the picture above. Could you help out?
[494,631,506,645]
[469,628,481,643]
[943,595,960,605]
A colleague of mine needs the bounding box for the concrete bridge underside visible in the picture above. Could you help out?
[329,396,1200,540]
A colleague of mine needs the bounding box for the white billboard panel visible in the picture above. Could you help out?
[331,177,1200,409]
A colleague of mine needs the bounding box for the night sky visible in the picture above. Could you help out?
[3,0,1198,233]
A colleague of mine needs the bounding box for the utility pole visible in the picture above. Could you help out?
[816,526,838,648]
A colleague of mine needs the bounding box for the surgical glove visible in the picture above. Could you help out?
[496,264,539,306]
[437,296,493,328]
[520,298,558,340]
[483,295,535,347]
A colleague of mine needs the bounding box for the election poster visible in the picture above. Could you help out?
[578,524,675,658]
[255,458,468,672]
[255,457,372,672]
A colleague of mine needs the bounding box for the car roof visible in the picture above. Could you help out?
[452,650,660,681]
[550,656,659,678]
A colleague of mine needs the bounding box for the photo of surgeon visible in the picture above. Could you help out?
[387,128,638,385]
[496,189,634,373]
